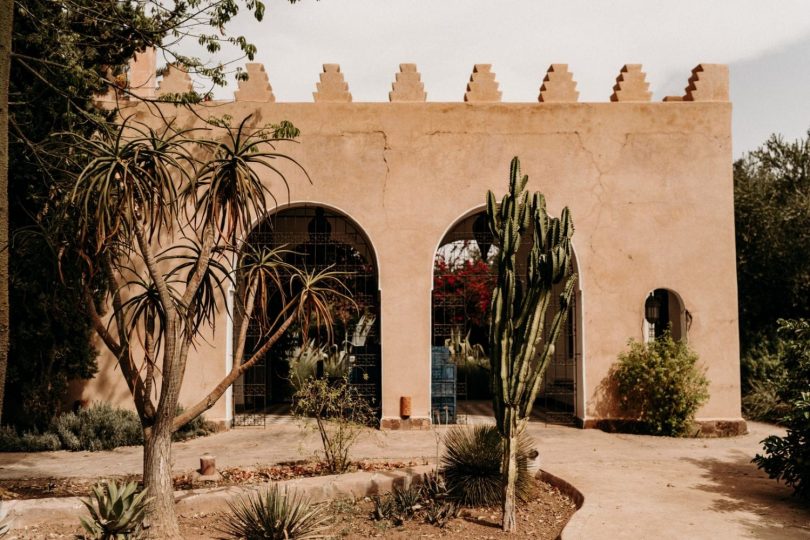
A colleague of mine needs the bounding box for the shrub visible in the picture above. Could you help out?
[611,332,709,436]
[743,379,790,423]
[0,403,216,453]
[52,403,143,451]
[754,319,810,498]
[172,406,218,442]
[0,426,61,452]
[440,424,533,506]
[291,376,375,473]
[80,480,151,539]
[741,336,790,421]
[754,392,810,499]
[219,484,331,539]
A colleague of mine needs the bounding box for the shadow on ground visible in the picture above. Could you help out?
[684,450,810,539]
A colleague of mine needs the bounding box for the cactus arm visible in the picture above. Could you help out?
[523,275,576,418]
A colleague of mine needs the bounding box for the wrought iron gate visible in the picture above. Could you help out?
[233,206,381,426]
[431,211,578,424]
[535,292,578,424]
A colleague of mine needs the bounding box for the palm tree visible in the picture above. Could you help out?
[66,114,343,538]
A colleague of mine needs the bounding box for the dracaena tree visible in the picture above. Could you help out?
[63,115,348,538]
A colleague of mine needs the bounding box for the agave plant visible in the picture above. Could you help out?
[0,502,11,537]
[421,471,450,502]
[441,425,534,507]
[445,327,488,368]
[349,313,376,347]
[391,484,423,518]
[80,481,151,540]
[321,345,352,379]
[424,500,459,528]
[219,484,331,539]
[369,494,396,522]
[288,340,324,389]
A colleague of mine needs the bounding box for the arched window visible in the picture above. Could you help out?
[643,288,689,342]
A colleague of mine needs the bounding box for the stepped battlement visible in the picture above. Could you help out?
[125,52,728,104]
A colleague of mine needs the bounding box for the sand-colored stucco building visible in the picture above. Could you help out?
[77,57,745,434]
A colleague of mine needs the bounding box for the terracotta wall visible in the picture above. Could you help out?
[75,62,741,428]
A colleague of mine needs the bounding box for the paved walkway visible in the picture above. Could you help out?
[0,416,807,539]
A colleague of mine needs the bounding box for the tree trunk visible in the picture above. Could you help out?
[0,0,12,424]
[501,431,519,532]
[143,423,181,539]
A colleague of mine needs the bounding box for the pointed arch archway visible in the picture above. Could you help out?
[431,206,583,424]
[231,203,381,426]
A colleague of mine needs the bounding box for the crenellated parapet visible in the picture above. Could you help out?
[464,64,502,102]
[683,64,729,102]
[123,53,729,104]
[389,64,427,102]
[538,64,579,103]
[313,64,352,102]
[234,63,275,102]
[156,64,193,96]
[610,64,652,102]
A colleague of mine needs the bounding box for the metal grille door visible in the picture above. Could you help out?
[233,206,381,426]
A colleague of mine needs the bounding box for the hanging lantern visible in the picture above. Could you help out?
[472,213,493,260]
[307,207,332,240]
[645,293,662,324]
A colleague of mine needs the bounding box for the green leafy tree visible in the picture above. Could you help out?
[2,0,305,428]
[753,319,810,498]
[486,157,576,532]
[735,131,810,351]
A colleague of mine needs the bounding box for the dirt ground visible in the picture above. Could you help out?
[3,419,807,538]
[5,479,575,539]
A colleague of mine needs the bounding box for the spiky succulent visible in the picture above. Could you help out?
[441,424,534,506]
[80,481,151,540]
[220,484,331,539]
[0,502,11,537]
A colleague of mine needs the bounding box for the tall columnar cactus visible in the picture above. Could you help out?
[487,157,576,532]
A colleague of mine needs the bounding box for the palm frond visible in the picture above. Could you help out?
[182,114,309,245]
[290,266,356,346]
[160,241,233,335]
[69,117,196,255]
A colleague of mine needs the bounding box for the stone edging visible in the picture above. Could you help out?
[2,465,433,527]
[537,469,585,540]
[4,464,585,539]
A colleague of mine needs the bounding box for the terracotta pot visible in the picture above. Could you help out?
[400,396,412,418]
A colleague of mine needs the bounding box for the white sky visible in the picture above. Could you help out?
[181,0,810,157]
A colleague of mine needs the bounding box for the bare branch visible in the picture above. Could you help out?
[84,288,121,355]
[172,307,296,431]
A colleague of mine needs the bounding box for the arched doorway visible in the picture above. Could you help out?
[233,205,381,426]
[431,209,581,424]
